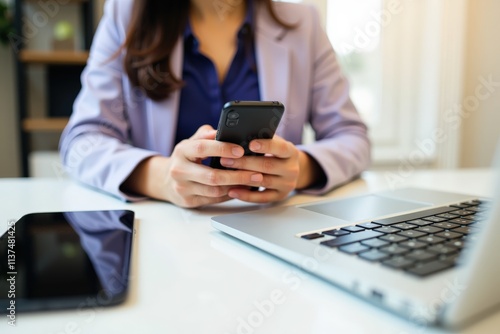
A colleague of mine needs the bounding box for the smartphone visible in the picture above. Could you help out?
[210,101,285,169]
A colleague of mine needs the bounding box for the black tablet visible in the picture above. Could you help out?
[0,210,135,315]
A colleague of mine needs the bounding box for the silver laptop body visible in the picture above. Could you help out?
[212,164,500,328]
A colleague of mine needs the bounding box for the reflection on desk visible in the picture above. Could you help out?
[0,210,134,313]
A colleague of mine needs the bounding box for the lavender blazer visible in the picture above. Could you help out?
[59,0,371,202]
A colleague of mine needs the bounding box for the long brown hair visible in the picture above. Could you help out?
[123,0,293,101]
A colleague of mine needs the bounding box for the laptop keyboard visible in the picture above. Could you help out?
[301,199,490,278]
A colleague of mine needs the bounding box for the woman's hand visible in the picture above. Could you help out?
[219,135,322,203]
[122,125,264,208]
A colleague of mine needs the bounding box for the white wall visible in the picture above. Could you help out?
[460,0,500,167]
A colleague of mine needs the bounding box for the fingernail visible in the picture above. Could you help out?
[251,173,263,182]
[222,158,234,166]
[250,141,261,151]
[228,190,239,199]
[232,147,244,157]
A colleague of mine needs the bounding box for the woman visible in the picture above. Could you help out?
[59,0,371,208]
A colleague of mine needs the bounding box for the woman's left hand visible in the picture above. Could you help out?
[219,135,317,203]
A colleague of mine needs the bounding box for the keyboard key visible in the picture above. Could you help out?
[356,222,381,229]
[301,233,324,240]
[374,226,400,234]
[451,203,472,209]
[445,239,466,249]
[406,219,433,226]
[466,206,486,212]
[361,238,389,248]
[462,215,481,221]
[449,218,474,225]
[323,229,350,237]
[417,235,445,245]
[359,249,390,262]
[450,210,474,216]
[320,230,383,248]
[379,234,408,243]
[372,206,455,226]
[452,226,478,235]
[383,257,415,270]
[436,213,459,219]
[435,231,463,240]
[422,216,448,223]
[341,226,365,233]
[427,244,458,255]
[397,230,427,239]
[392,222,417,230]
[431,222,460,230]
[407,260,454,277]
[380,245,409,256]
[400,240,428,250]
[463,234,480,243]
[440,253,461,265]
[415,226,443,234]
[463,199,481,206]
[339,242,370,254]
[406,250,438,262]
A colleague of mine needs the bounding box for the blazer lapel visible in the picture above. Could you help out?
[255,4,291,135]
[147,37,183,155]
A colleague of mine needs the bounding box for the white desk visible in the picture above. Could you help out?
[0,169,498,334]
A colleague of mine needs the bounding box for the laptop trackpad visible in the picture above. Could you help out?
[300,194,428,223]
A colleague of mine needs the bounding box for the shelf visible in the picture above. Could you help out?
[23,118,69,132]
[25,0,89,2]
[15,0,95,176]
[19,50,89,65]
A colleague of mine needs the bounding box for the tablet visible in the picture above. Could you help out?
[0,210,135,314]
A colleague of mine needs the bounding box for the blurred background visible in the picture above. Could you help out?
[0,0,499,178]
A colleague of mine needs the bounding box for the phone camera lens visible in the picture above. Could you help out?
[227,111,240,120]
[226,119,239,127]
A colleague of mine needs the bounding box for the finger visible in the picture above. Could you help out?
[188,183,233,198]
[249,136,295,159]
[181,139,245,161]
[180,194,232,209]
[190,125,217,140]
[227,188,285,203]
[172,162,264,187]
[220,155,287,176]
[195,167,264,187]
[194,195,233,207]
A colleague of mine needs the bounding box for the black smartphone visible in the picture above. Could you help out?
[210,100,285,169]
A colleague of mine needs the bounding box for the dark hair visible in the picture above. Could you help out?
[123,0,293,101]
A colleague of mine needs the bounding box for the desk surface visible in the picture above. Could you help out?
[0,169,498,333]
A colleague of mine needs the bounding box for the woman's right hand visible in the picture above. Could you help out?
[122,125,264,208]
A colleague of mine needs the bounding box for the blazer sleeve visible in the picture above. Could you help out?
[59,0,158,202]
[297,5,371,195]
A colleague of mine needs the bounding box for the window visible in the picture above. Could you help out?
[298,0,468,168]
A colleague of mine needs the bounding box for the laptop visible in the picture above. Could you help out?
[211,150,500,328]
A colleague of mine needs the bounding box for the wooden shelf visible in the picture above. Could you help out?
[26,0,89,2]
[19,50,89,65]
[23,118,69,132]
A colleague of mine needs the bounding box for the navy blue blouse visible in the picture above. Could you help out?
[175,2,261,145]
